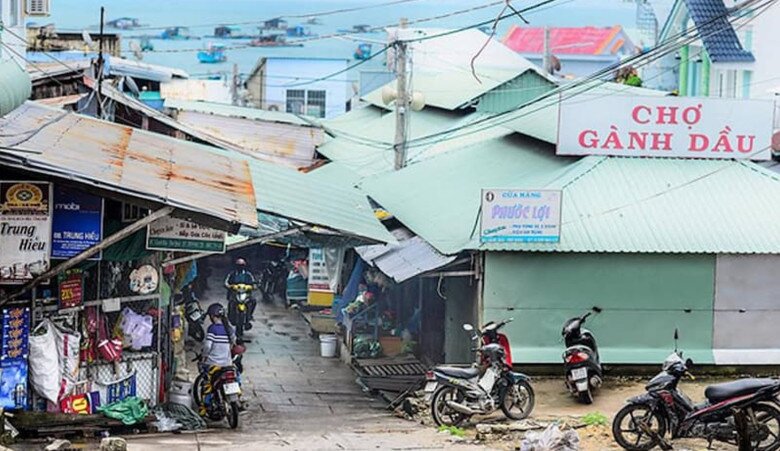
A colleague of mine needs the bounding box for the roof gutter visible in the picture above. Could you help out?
[0,59,31,116]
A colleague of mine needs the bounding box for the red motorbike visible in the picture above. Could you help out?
[479,318,513,366]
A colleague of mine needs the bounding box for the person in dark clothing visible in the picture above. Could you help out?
[224,258,257,320]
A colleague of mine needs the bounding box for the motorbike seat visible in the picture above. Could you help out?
[434,366,480,379]
[704,378,777,404]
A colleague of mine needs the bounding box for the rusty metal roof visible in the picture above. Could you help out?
[0,102,258,228]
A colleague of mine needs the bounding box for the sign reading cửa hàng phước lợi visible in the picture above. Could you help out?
[480,189,562,243]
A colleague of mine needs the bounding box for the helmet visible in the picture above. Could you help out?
[235,258,247,266]
[207,303,224,317]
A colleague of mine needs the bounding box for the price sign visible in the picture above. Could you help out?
[58,269,84,310]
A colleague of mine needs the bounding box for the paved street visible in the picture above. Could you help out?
[126,273,489,451]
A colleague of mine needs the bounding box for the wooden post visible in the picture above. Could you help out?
[0,206,174,304]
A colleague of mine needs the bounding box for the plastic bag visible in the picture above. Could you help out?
[29,320,61,403]
[520,424,580,451]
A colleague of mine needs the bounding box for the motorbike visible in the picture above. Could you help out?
[426,319,535,427]
[192,359,243,429]
[612,349,780,450]
[227,283,255,340]
[562,307,602,404]
[181,285,205,342]
[259,259,288,303]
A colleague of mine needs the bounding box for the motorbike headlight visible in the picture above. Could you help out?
[238,293,248,301]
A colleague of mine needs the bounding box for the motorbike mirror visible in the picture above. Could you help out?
[685,358,694,368]
[674,328,679,340]
[592,306,603,313]
[462,324,474,332]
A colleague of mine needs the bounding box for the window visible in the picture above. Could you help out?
[122,203,148,222]
[285,90,305,115]
[726,70,737,98]
[306,90,326,119]
[285,89,327,118]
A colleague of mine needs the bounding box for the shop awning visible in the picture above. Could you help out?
[356,236,456,283]
[0,102,258,229]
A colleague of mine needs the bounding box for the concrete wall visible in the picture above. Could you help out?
[483,252,716,364]
[1,0,26,68]
[263,58,350,119]
[713,254,780,364]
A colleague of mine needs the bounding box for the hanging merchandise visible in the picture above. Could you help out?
[129,265,159,295]
[96,313,122,362]
[2,307,30,360]
[80,307,98,364]
[52,324,81,399]
[94,372,137,404]
[59,391,100,415]
[120,308,154,351]
[28,320,61,403]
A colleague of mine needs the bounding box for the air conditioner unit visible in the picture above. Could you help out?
[26,0,50,16]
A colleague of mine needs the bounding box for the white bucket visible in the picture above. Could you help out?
[319,334,338,358]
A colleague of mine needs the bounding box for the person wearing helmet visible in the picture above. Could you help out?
[224,258,257,320]
[198,303,236,415]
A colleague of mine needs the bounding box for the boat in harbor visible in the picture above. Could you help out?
[197,43,227,64]
[337,24,378,34]
[249,33,303,48]
[211,25,254,40]
[305,17,323,26]
[161,26,196,40]
[354,43,372,60]
[286,24,316,38]
[106,17,141,30]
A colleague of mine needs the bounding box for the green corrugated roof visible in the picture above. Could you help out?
[363,135,780,254]
[249,158,394,244]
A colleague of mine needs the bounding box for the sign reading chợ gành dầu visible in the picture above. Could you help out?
[480,189,562,243]
[556,95,775,160]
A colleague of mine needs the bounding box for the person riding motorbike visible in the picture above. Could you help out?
[224,258,257,320]
[199,303,236,416]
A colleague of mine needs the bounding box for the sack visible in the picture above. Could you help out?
[29,320,61,403]
[52,325,81,398]
[520,424,580,451]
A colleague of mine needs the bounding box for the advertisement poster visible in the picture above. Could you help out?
[480,189,562,243]
[146,217,226,253]
[557,95,774,160]
[58,269,84,310]
[106,373,136,403]
[2,307,30,361]
[51,186,103,259]
[307,248,344,307]
[0,358,28,410]
[0,182,52,284]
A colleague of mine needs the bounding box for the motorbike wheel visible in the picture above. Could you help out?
[234,311,245,339]
[612,403,667,451]
[501,380,535,420]
[188,322,205,342]
[431,386,469,427]
[747,403,780,451]
[192,372,207,407]
[577,388,594,405]
[227,399,240,429]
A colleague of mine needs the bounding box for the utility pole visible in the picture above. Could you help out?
[96,6,105,119]
[542,26,551,74]
[231,63,239,105]
[393,18,409,171]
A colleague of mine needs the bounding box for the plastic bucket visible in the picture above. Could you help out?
[319,334,338,358]
[169,380,192,407]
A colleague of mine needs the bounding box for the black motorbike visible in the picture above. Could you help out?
[612,350,780,450]
[427,321,535,427]
[258,259,287,303]
[562,307,602,404]
[180,284,205,342]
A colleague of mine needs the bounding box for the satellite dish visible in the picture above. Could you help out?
[124,76,140,97]
[81,30,94,47]
[129,40,143,61]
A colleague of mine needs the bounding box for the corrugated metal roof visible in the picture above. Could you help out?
[164,99,314,127]
[362,134,574,254]
[356,236,456,282]
[0,102,258,228]
[365,132,780,254]
[248,158,395,244]
[173,110,321,169]
[105,56,189,81]
[502,25,633,56]
[34,94,85,107]
[27,60,92,83]
[486,157,780,253]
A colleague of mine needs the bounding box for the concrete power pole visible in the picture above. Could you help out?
[542,26,551,74]
[231,63,239,106]
[393,18,409,171]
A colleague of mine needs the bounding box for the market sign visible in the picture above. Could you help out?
[58,269,84,310]
[0,182,52,284]
[146,217,226,253]
[51,186,104,259]
[557,95,774,160]
[480,189,562,243]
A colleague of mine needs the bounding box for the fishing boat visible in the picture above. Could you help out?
[249,33,303,48]
[212,25,253,40]
[261,18,288,31]
[286,24,315,38]
[161,26,195,40]
[107,17,141,30]
[140,37,154,52]
[337,24,378,34]
[354,43,372,60]
[197,43,227,64]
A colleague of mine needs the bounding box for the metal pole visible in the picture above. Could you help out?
[96,6,105,119]
[393,18,408,170]
[231,63,239,105]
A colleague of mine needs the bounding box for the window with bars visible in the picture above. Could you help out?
[306,90,326,118]
[285,90,306,115]
[285,89,327,118]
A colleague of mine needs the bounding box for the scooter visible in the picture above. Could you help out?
[562,306,602,404]
[193,362,243,429]
[178,284,205,342]
[227,283,255,340]
[426,319,535,427]
[612,347,780,450]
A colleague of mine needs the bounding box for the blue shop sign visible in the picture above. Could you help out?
[51,186,104,259]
